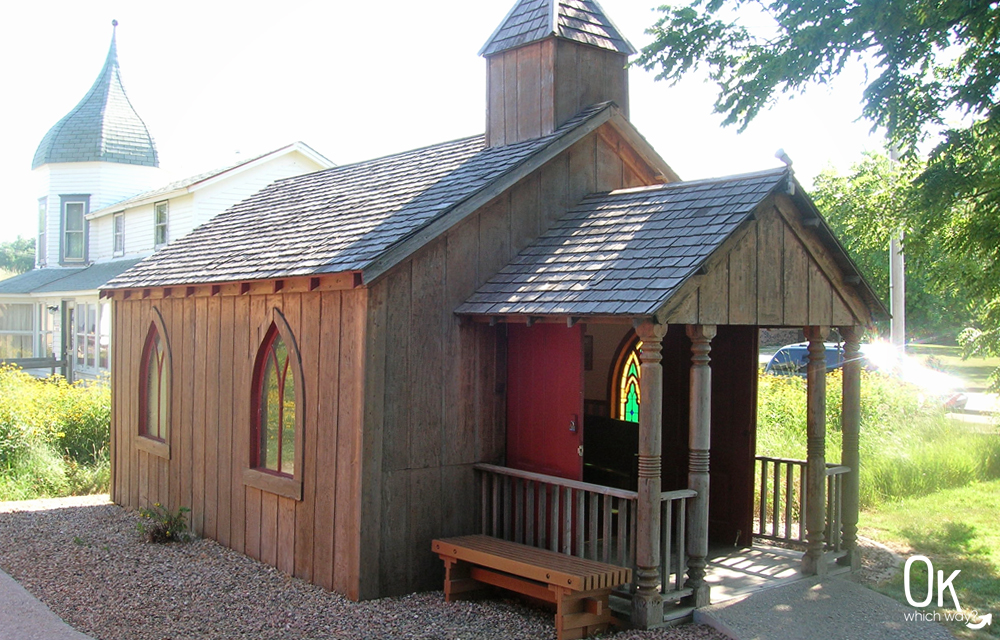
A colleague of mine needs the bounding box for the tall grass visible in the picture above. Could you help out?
[0,365,110,500]
[757,370,1000,508]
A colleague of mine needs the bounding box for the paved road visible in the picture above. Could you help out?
[0,569,95,640]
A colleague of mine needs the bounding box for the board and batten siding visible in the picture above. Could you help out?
[111,286,367,599]
[659,194,869,328]
[360,124,664,598]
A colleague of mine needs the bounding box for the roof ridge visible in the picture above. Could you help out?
[599,166,790,197]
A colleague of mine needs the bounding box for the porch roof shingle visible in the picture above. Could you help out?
[455,168,790,318]
[105,104,611,290]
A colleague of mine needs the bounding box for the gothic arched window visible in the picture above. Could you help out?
[614,337,643,423]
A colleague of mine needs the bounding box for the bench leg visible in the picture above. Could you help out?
[552,586,613,640]
[439,557,487,602]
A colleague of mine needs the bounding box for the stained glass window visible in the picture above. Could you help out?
[617,340,643,423]
[255,327,296,476]
[140,325,168,441]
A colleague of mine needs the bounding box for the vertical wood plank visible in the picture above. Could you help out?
[230,294,251,554]
[568,134,597,204]
[504,49,518,146]
[488,56,506,147]
[128,299,143,508]
[783,227,809,324]
[728,225,758,324]
[260,491,278,567]
[408,467,443,592]
[360,281,386,601]
[294,291,321,582]
[444,220,479,467]
[509,174,540,255]
[168,300,183,513]
[477,196,511,297]
[383,268,411,473]
[699,260,730,324]
[379,469,410,596]
[192,296,208,535]
[313,291,341,591]
[203,294,221,540]
[277,496,296,575]
[245,486,262,560]
[595,131,623,192]
[334,289,366,599]
[757,211,785,325]
[538,151,570,230]
[216,296,234,547]
[180,298,195,515]
[409,243,445,469]
[516,45,542,141]
[539,38,555,134]
[808,262,834,325]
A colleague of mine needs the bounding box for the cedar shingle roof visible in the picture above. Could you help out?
[105,104,612,289]
[32,26,157,169]
[480,0,635,56]
[455,168,790,317]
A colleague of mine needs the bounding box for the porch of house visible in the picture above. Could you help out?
[462,320,865,628]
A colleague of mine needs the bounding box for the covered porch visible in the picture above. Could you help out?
[452,170,885,628]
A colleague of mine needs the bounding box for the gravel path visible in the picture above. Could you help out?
[0,497,726,640]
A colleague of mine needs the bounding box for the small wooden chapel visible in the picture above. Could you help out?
[104,0,885,628]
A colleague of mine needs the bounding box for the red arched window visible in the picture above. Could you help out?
[612,335,642,423]
[139,323,169,441]
[252,325,296,476]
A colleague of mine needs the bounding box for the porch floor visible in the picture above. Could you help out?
[704,542,849,604]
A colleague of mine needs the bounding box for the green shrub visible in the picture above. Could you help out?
[137,503,192,543]
[0,365,110,500]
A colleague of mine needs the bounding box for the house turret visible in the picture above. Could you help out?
[32,21,162,268]
[482,0,635,147]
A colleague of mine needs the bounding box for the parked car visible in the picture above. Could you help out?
[764,341,968,411]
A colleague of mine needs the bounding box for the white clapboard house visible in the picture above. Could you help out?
[0,24,332,379]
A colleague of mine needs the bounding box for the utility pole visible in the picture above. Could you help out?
[889,147,905,348]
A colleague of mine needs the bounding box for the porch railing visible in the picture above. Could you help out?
[753,456,849,554]
[474,463,695,600]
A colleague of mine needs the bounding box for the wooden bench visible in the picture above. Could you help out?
[433,535,632,640]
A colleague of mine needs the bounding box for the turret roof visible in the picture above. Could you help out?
[480,0,636,57]
[32,22,158,170]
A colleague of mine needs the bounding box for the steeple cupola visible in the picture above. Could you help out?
[32,21,158,169]
[482,0,635,147]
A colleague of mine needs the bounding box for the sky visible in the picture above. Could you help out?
[0,0,887,245]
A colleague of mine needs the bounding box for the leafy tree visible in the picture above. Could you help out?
[637,0,1000,387]
[0,237,35,275]
[811,153,977,341]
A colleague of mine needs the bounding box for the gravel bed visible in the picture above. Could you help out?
[0,497,727,640]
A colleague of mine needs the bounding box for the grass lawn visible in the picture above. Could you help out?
[862,479,1000,639]
[908,344,1000,392]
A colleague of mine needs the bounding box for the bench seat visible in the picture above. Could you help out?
[433,535,632,640]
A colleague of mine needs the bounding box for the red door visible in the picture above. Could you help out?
[506,323,584,480]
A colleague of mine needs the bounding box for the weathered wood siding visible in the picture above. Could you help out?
[361,126,659,598]
[111,285,367,600]
[660,195,867,327]
[486,40,629,147]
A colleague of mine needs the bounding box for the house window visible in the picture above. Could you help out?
[113,212,124,255]
[614,338,642,423]
[63,201,86,261]
[244,311,303,501]
[0,303,34,359]
[140,325,168,441]
[254,327,296,476]
[154,201,168,247]
[37,198,47,266]
[136,309,171,459]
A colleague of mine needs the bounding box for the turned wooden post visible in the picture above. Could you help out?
[632,321,667,628]
[838,326,862,570]
[801,326,829,576]
[684,324,715,607]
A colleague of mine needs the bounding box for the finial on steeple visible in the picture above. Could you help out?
[112,19,118,28]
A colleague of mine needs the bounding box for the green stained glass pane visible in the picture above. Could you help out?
[627,360,638,379]
[280,342,295,476]
[262,350,281,471]
[624,383,639,423]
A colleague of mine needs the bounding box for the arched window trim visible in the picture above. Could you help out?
[136,307,172,459]
[610,331,642,424]
[243,307,305,501]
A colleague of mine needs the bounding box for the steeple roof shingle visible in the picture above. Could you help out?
[480,0,636,57]
[32,22,158,170]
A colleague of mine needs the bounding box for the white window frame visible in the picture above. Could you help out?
[154,201,168,248]
[113,212,125,256]
[37,197,47,267]
[63,201,86,262]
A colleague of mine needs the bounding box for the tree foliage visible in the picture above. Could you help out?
[638,0,1000,386]
[0,237,35,275]
[811,153,977,341]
